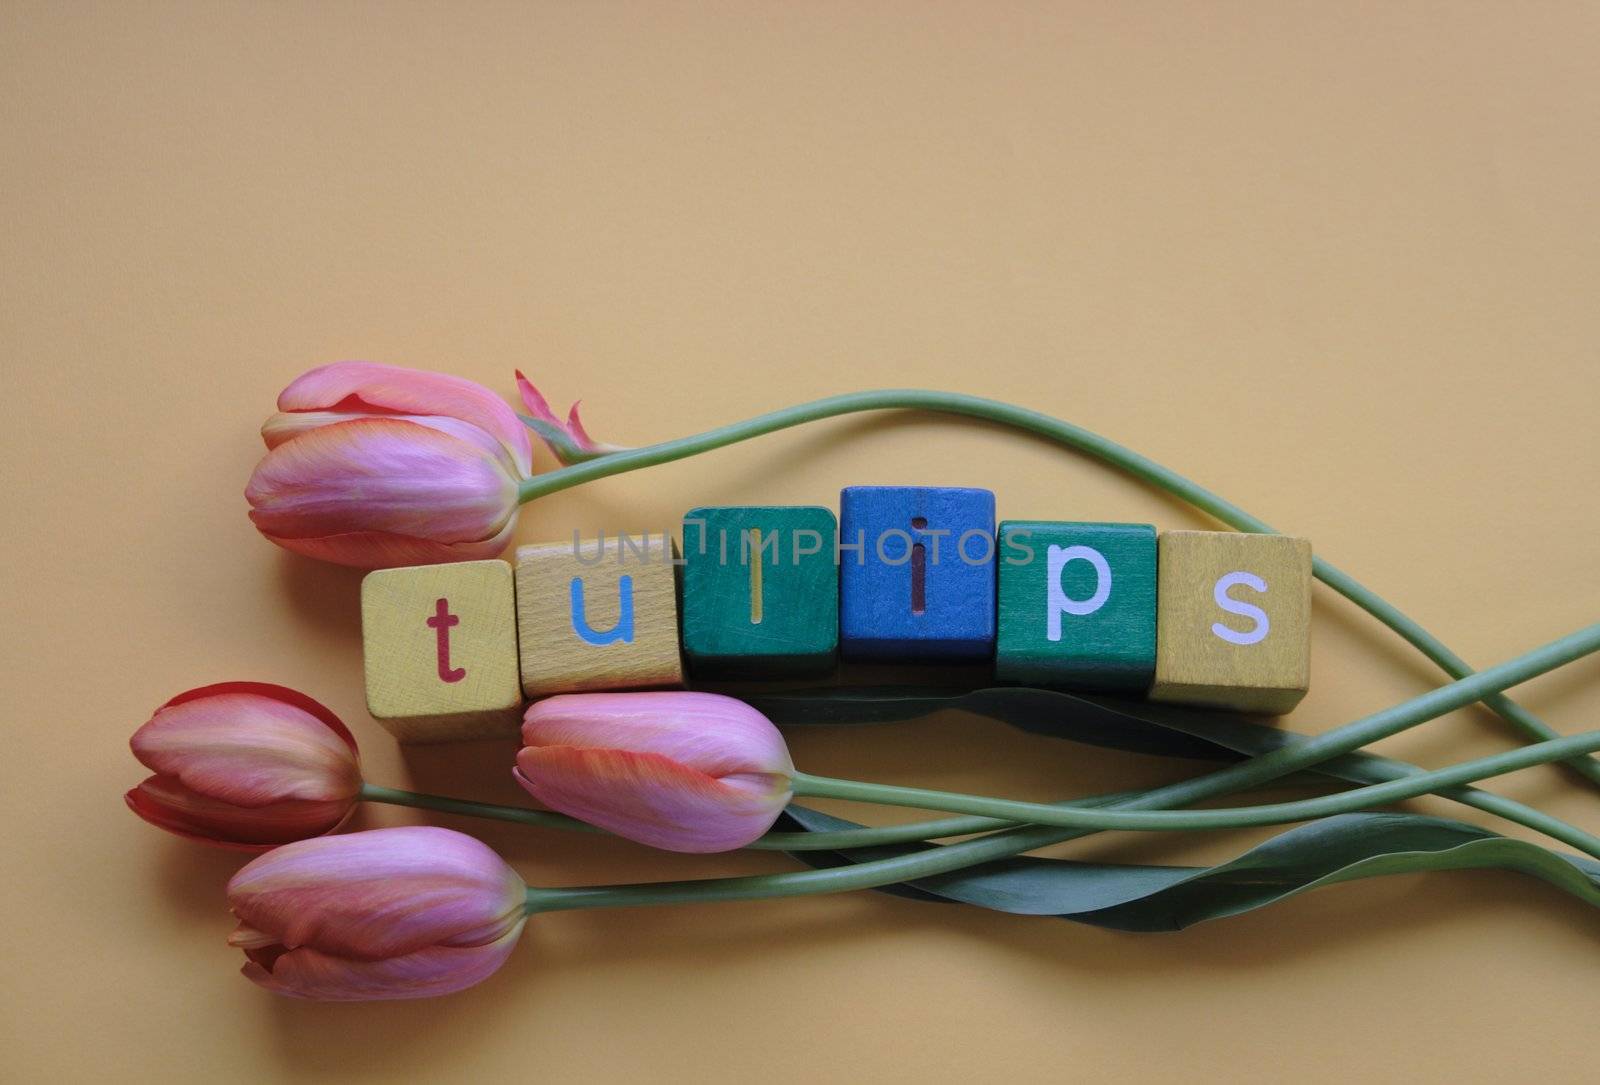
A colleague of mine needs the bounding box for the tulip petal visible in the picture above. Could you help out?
[263,410,522,477]
[245,418,517,548]
[278,362,533,478]
[514,371,627,464]
[155,681,357,754]
[227,925,279,949]
[256,519,517,569]
[514,746,790,852]
[240,922,524,1001]
[565,401,625,454]
[126,776,353,850]
[521,692,794,779]
[513,370,562,428]
[131,690,361,807]
[227,826,527,961]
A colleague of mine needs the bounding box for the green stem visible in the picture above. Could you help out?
[357,781,953,849]
[362,781,1154,851]
[517,389,1600,790]
[362,767,1600,859]
[1264,753,1600,857]
[362,780,1600,862]
[360,784,602,835]
[741,690,1600,854]
[523,623,1600,912]
[790,730,1600,835]
[816,791,1600,864]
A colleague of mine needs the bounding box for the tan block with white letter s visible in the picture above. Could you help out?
[1150,531,1312,714]
[361,560,523,743]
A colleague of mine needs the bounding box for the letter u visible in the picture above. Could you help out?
[570,575,635,645]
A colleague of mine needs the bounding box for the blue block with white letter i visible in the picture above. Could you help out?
[838,485,997,661]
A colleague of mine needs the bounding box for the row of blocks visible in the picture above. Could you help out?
[361,486,1313,742]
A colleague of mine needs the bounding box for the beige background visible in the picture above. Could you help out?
[4,2,1598,1082]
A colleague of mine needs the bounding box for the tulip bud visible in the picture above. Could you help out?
[126,682,362,850]
[246,362,535,569]
[515,692,794,852]
[227,826,527,1001]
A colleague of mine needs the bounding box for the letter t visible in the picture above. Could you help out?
[426,597,467,683]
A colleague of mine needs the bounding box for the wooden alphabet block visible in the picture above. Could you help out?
[361,560,523,742]
[995,521,1157,691]
[681,505,838,676]
[514,534,684,697]
[1150,531,1313,714]
[839,485,996,661]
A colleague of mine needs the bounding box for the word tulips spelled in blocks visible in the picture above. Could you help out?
[358,486,1315,743]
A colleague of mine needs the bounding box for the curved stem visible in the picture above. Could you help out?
[517,389,1600,790]
[363,777,1600,861]
[1309,761,1600,857]
[519,624,1599,911]
[362,759,1600,858]
[790,730,1600,836]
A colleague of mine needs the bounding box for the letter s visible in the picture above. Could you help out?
[1211,571,1269,646]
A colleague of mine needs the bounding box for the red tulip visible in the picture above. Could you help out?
[246,362,535,568]
[228,826,527,1001]
[514,692,795,853]
[126,682,362,851]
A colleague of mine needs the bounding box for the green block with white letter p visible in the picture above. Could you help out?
[682,505,839,677]
[996,520,1157,691]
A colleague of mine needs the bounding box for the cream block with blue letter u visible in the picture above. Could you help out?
[1150,530,1312,714]
[514,535,684,697]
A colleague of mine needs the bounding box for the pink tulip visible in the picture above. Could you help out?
[227,826,527,1001]
[246,362,535,568]
[126,682,363,851]
[514,692,794,853]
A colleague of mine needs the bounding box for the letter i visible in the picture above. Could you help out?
[748,528,764,625]
[910,516,927,615]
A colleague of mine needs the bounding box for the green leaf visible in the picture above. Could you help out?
[746,686,1237,761]
[750,687,1600,924]
[773,807,1600,928]
[517,412,611,465]
[747,685,1484,791]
